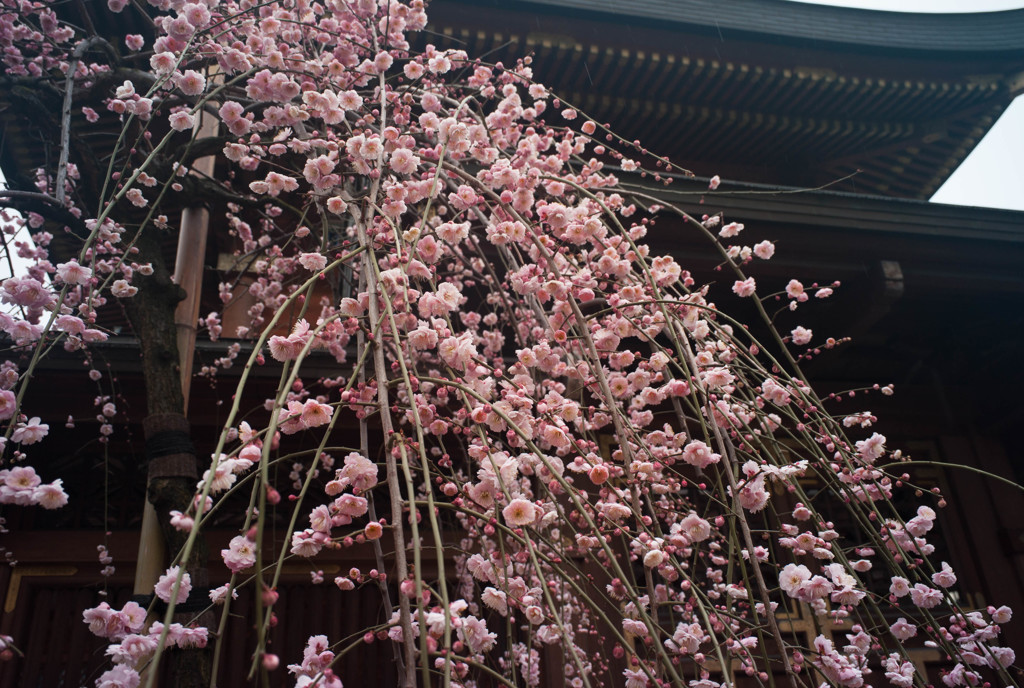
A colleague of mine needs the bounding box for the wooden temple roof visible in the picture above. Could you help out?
[423,0,1024,198]
[2,1,1021,202]
[488,0,1024,53]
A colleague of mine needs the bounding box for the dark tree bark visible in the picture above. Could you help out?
[123,227,213,688]
[1,15,217,684]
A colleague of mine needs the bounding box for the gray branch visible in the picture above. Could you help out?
[56,36,116,206]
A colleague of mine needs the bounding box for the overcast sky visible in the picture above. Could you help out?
[792,0,1024,211]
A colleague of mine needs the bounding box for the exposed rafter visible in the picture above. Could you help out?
[423,0,1023,199]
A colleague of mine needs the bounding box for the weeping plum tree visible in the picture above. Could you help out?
[0,1,1019,687]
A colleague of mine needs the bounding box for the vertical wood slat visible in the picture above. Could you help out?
[41,588,71,687]
[63,586,104,687]
[17,585,54,683]
[209,581,397,686]
[2,578,121,687]
[966,435,1024,650]
[221,584,252,686]
[939,436,1024,615]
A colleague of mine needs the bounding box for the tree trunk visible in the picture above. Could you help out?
[123,227,212,688]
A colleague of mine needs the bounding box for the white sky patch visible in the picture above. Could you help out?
[0,168,34,283]
[792,1,1024,212]
[788,0,1024,12]
[931,96,1024,211]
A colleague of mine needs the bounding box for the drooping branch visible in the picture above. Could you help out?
[0,190,90,236]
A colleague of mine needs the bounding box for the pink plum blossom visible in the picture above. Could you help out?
[154,567,191,605]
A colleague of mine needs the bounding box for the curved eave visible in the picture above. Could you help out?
[469,0,1024,55]
[419,13,1016,198]
[640,173,1024,245]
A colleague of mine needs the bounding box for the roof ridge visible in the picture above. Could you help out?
[457,0,1024,53]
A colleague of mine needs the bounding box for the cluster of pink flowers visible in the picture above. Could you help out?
[289,452,376,559]
[93,619,208,687]
[82,583,207,686]
[0,1,1019,687]
[83,601,147,640]
[0,465,67,508]
[287,635,342,687]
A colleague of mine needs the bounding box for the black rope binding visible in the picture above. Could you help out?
[145,430,195,461]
